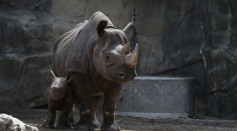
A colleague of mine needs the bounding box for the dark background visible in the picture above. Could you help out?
[0,0,237,119]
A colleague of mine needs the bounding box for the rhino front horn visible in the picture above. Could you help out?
[125,43,139,68]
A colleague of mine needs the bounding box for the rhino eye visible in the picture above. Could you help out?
[103,53,115,66]
[105,55,110,62]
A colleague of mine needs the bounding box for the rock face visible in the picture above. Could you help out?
[0,0,237,119]
[0,1,82,107]
[203,0,237,119]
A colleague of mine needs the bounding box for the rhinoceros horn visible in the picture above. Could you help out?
[121,42,130,54]
[125,43,139,68]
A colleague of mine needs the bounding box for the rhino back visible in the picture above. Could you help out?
[53,21,88,77]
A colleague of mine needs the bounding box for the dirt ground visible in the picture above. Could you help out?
[1,108,237,131]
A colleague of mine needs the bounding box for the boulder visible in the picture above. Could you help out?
[15,53,52,107]
[0,114,38,131]
[0,7,79,107]
[0,56,21,106]
[0,118,6,131]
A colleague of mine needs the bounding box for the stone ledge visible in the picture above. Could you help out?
[133,76,195,80]
[116,112,189,119]
[117,76,195,118]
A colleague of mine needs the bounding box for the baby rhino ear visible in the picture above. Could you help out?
[97,20,108,37]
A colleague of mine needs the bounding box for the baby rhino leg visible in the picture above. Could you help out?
[42,104,56,129]
[55,103,73,129]
[55,90,74,129]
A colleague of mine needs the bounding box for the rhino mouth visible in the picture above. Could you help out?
[117,71,127,80]
[102,70,136,83]
[115,70,137,83]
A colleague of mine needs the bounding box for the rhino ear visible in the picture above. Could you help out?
[122,21,134,33]
[97,20,108,37]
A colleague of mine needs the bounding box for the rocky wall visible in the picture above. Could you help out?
[0,0,237,119]
[0,0,82,107]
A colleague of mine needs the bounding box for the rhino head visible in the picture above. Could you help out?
[92,20,139,83]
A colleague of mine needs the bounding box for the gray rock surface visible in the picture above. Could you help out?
[0,118,6,131]
[0,114,38,131]
[0,0,237,119]
[117,76,195,114]
[0,4,82,107]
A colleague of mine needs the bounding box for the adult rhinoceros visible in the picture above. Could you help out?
[53,11,139,131]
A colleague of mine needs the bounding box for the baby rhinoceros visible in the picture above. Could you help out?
[42,71,74,129]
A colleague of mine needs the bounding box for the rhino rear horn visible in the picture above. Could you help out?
[121,42,130,54]
[125,43,139,68]
[97,20,108,37]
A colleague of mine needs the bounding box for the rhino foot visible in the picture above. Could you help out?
[75,124,95,131]
[92,119,101,128]
[42,122,54,129]
[75,120,100,131]
[77,126,93,131]
[55,124,67,129]
[66,121,74,128]
[101,122,120,131]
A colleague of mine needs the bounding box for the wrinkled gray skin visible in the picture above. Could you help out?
[53,11,138,131]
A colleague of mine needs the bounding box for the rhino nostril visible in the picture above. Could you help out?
[117,72,126,80]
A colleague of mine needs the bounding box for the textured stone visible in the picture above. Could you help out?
[0,7,79,107]
[0,114,38,131]
[0,10,52,54]
[117,76,195,114]
[15,53,52,107]
[134,0,203,75]
[82,0,134,29]
[0,0,50,11]
[50,0,85,16]
[202,0,237,118]
[0,118,6,131]
[0,56,21,106]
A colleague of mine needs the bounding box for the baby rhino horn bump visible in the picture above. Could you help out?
[121,42,130,53]
[125,43,139,68]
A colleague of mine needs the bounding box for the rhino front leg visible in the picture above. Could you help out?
[91,95,103,128]
[101,86,122,131]
[67,73,99,130]
[55,102,73,129]
[42,106,56,129]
